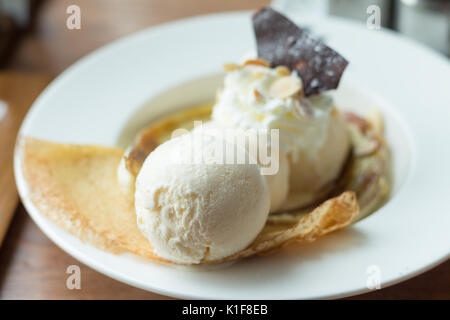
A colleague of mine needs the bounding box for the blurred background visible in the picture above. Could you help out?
[0,0,448,75]
[0,0,449,299]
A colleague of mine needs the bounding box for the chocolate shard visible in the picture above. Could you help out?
[253,7,348,96]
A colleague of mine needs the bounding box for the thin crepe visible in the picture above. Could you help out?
[20,137,358,264]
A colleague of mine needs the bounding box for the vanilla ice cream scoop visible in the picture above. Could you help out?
[281,109,350,210]
[135,132,270,264]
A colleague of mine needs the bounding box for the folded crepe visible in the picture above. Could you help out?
[20,137,359,264]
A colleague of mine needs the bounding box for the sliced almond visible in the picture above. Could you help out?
[253,89,264,102]
[270,76,302,99]
[223,63,241,72]
[243,58,270,68]
[275,65,291,76]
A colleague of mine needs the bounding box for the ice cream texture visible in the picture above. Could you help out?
[134,132,270,264]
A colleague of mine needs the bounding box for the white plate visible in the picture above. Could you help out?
[14,11,450,299]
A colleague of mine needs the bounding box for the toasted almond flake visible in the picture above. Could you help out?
[250,70,266,80]
[223,63,241,72]
[275,65,290,76]
[243,58,270,68]
[253,89,263,102]
[270,76,302,99]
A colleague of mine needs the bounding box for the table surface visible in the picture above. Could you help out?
[1,0,449,300]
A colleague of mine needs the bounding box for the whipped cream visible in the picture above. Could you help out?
[212,64,334,161]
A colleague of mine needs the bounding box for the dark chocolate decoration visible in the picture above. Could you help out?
[253,7,348,96]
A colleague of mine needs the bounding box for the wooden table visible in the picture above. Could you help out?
[1,0,448,300]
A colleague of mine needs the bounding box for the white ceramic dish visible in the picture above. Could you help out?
[14,11,450,299]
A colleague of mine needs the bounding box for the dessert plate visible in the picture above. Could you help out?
[14,11,450,299]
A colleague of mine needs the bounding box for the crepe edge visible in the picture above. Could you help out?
[20,136,359,265]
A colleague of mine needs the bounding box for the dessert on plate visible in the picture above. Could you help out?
[19,8,390,265]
